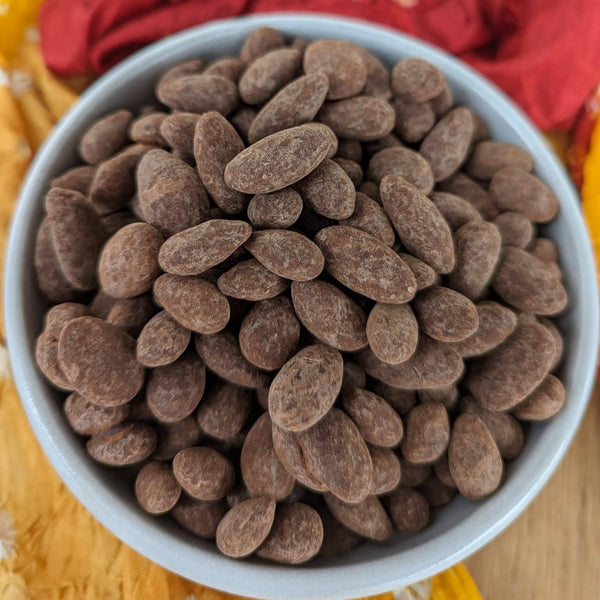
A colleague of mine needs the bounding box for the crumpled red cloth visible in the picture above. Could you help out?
[40,0,600,131]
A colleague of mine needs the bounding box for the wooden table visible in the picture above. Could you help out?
[465,384,600,598]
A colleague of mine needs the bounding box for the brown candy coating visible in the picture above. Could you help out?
[153,417,201,460]
[129,112,167,146]
[401,402,450,464]
[357,336,464,390]
[398,253,437,291]
[245,229,324,281]
[195,330,270,389]
[339,192,396,247]
[216,496,276,558]
[303,40,367,100]
[391,58,444,103]
[240,27,284,63]
[296,408,373,503]
[157,74,238,115]
[241,413,295,501]
[98,223,163,298]
[492,247,568,315]
[136,310,191,368]
[413,287,479,343]
[87,421,157,466]
[217,258,289,301]
[45,188,108,291]
[197,381,252,440]
[35,218,82,303]
[493,211,535,249]
[194,111,249,214]
[466,140,534,180]
[388,487,430,534]
[420,107,475,181]
[448,413,503,500]
[399,458,431,488]
[369,446,402,494]
[372,381,417,415]
[291,279,368,352]
[490,167,559,223]
[135,461,181,514]
[513,374,566,421]
[324,494,393,541]
[137,149,210,236]
[451,302,517,358]
[239,48,301,105]
[295,159,355,219]
[430,191,482,230]
[318,96,396,141]
[459,396,524,459]
[58,317,144,406]
[369,146,434,194]
[256,503,323,564]
[448,220,502,300]
[51,165,96,195]
[440,172,499,220]
[316,225,417,303]
[380,175,455,274]
[160,112,199,156]
[318,506,361,557]
[394,97,435,143]
[106,295,155,337]
[224,123,335,194]
[366,303,419,364]
[271,424,327,492]
[467,318,555,411]
[154,274,230,335]
[248,73,329,143]
[269,344,343,432]
[173,446,235,501]
[247,188,303,229]
[79,109,132,165]
[146,353,206,423]
[239,297,301,371]
[88,141,153,216]
[171,496,226,538]
[158,220,252,276]
[342,387,404,448]
[64,392,129,436]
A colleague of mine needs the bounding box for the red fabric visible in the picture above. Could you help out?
[40,0,600,131]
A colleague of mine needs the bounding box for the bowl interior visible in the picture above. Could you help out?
[5,13,599,600]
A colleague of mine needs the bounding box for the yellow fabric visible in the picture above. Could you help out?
[582,116,600,281]
[0,10,483,600]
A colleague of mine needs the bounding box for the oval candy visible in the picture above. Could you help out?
[240,413,295,501]
[87,421,156,466]
[58,317,144,406]
[342,387,404,448]
[158,220,251,276]
[224,123,335,194]
[448,413,503,500]
[269,344,343,432]
[380,175,455,274]
[217,258,289,301]
[245,229,324,281]
[239,297,301,371]
[401,402,450,464]
[291,279,368,352]
[194,111,249,214]
[154,274,230,334]
[366,303,419,364]
[315,225,416,303]
[296,408,373,503]
[195,330,270,389]
[492,247,568,315]
[368,146,434,194]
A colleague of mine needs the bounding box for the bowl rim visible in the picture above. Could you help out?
[5,12,599,600]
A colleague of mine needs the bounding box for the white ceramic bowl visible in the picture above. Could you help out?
[5,13,599,600]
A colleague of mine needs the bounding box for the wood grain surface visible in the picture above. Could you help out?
[466,384,600,598]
